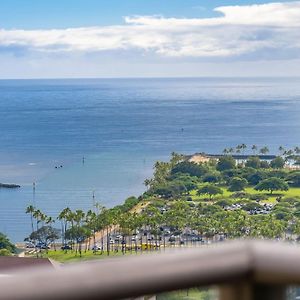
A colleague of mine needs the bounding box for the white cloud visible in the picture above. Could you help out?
[1,1,300,59]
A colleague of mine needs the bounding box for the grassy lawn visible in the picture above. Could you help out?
[244,187,300,203]
[157,288,217,300]
[42,250,138,263]
[190,186,300,204]
[190,187,236,202]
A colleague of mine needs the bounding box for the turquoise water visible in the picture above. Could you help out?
[1,77,300,241]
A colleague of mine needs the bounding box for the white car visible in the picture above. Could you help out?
[91,245,102,251]
[25,242,35,248]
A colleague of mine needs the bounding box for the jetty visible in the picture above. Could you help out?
[187,153,277,164]
[0,183,21,189]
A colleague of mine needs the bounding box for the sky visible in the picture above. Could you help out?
[0,0,300,78]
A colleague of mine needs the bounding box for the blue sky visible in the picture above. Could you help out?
[0,0,300,78]
[0,0,293,29]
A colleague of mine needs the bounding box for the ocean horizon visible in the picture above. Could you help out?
[1,77,300,242]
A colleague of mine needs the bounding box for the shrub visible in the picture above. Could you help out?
[247,170,268,185]
[286,172,300,187]
[171,161,208,177]
[215,199,232,207]
[216,156,236,171]
[267,170,287,179]
[242,201,263,211]
[245,156,261,169]
[270,157,285,169]
[260,161,270,168]
[202,172,220,183]
[197,184,223,200]
[255,177,289,194]
[231,192,250,199]
[281,197,300,205]
[0,249,11,256]
[228,177,248,192]
[0,232,16,254]
[248,194,268,201]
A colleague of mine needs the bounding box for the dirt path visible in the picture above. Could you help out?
[88,201,150,246]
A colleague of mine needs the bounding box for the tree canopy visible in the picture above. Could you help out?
[228,177,248,192]
[255,177,289,194]
[0,232,16,255]
[245,156,261,169]
[29,226,61,246]
[270,156,285,169]
[197,184,223,200]
[171,161,208,177]
[287,172,300,187]
[216,156,236,171]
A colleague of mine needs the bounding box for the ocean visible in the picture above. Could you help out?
[1,77,300,242]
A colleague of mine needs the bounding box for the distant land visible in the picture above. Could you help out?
[0,183,20,189]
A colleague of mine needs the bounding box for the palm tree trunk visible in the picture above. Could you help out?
[106,227,110,256]
[61,221,64,246]
[30,213,34,235]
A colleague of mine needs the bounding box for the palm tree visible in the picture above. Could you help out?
[45,216,54,226]
[65,210,75,250]
[40,213,47,228]
[33,209,43,231]
[86,210,96,252]
[58,207,71,248]
[144,179,151,189]
[74,210,85,256]
[251,145,257,155]
[279,146,285,156]
[170,152,184,167]
[294,147,300,155]
[223,148,229,155]
[137,213,147,253]
[25,205,35,236]
[286,149,294,157]
[130,213,142,253]
[94,207,113,256]
[259,146,269,155]
[235,145,242,164]
[228,148,234,155]
[236,145,242,154]
[45,216,56,250]
[240,144,247,155]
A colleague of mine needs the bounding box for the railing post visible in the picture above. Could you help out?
[220,282,253,300]
[253,284,286,300]
[220,282,286,300]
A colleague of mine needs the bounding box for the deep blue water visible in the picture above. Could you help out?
[1,77,300,242]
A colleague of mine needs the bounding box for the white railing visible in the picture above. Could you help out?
[1,240,300,300]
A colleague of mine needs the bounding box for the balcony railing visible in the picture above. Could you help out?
[1,240,300,300]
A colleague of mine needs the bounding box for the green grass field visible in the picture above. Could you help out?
[157,288,217,300]
[190,186,300,204]
[43,250,136,263]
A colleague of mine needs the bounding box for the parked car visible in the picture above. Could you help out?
[114,235,122,241]
[91,245,102,251]
[168,236,176,243]
[61,244,72,250]
[25,242,35,248]
[191,236,203,242]
[36,242,50,249]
